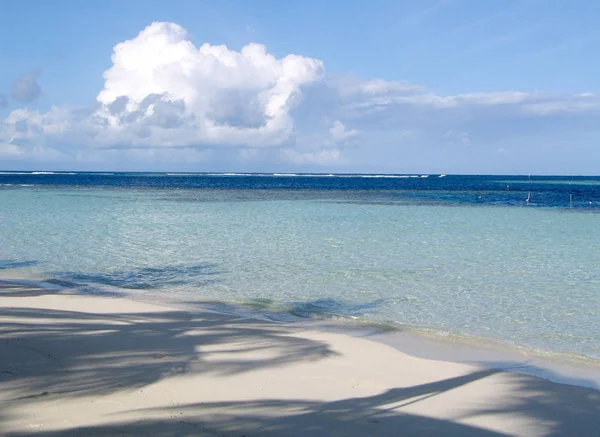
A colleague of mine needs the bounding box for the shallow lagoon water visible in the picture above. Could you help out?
[1,173,599,363]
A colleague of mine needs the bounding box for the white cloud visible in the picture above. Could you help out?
[0,141,64,161]
[91,22,323,147]
[280,148,341,165]
[1,22,323,155]
[0,142,23,157]
[329,120,358,143]
[2,21,600,173]
[336,78,424,98]
[333,82,600,117]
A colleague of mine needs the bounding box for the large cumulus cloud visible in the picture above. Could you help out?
[1,22,323,157]
[1,21,600,172]
[95,22,323,146]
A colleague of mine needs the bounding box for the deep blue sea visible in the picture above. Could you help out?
[1,172,599,362]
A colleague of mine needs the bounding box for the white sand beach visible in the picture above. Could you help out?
[1,280,599,437]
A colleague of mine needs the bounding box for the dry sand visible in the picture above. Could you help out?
[0,280,599,437]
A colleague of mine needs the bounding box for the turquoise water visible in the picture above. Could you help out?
[1,178,599,361]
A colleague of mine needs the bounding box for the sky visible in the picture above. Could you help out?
[1,0,599,174]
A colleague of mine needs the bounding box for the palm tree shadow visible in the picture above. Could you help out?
[8,367,600,437]
[4,370,513,437]
[0,282,61,297]
[1,300,599,437]
[0,305,336,401]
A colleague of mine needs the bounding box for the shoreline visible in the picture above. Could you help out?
[1,279,600,436]
[132,290,600,390]
[4,275,600,391]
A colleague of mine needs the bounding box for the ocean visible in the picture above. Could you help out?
[1,172,599,364]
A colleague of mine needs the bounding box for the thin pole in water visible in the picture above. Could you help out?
[570,194,573,208]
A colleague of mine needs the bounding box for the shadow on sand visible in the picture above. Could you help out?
[0,286,599,436]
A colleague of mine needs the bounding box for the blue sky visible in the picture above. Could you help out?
[1,0,599,174]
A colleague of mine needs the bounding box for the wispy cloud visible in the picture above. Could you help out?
[521,28,595,59]
[459,21,549,57]
[522,42,570,58]
[448,2,530,35]
[402,0,453,26]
